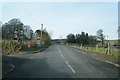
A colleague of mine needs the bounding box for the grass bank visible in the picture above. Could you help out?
[67,44,119,60]
[20,45,47,52]
[2,40,50,54]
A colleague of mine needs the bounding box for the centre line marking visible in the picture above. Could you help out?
[58,47,61,53]
[66,61,76,73]
[60,54,64,59]
[59,50,61,53]
[92,54,96,55]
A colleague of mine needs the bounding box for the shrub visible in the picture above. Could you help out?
[2,40,21,54]
[29,40,36,47]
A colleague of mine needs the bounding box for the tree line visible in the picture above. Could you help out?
[66,29,105,46]
[2,18,34,41]
[1,18,51,45]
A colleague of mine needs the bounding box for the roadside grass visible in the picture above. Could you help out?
[68,44,119,60]
[0,40,2,43]
[2,40,49,54]
[20,46,46,52]
[2,40,21,54]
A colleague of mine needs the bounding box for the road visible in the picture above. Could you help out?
[3,43,119,78]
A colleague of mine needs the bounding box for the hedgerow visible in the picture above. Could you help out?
[2,40,21,54]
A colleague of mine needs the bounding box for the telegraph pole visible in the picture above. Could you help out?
[106,35,110,54]
[41,24,43,46]
[0,22,2,40]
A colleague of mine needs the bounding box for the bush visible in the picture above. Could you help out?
[2,40,21,54]
[21,40,36,49]
[29,40,36,47]
[2,40,49,54]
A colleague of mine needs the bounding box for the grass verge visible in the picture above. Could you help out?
[67,44,119,61]
[20,45,47,52]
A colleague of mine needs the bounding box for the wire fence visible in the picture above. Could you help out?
[67,43,119,57]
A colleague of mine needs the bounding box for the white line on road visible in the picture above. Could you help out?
[75,48,120,68]
[58,46,76,73]
[75,50,86,55]
[91,56,105,62]
[114,64,120,67]
[81,52,87,55]
[105,61,113,64]
[8,55,15,57]
[92,54,96,55]
[91,55,120,68]
[75,50,80,52]
[4,64,15,75]
[9,64,15,71]
[59,50,61,53]
[65,61,76,74]
[57,47,61,53]
[60,54,64,59]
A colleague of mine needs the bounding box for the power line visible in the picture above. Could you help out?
[18,2,40,27]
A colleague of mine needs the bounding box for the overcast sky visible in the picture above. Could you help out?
[1,2,118,40]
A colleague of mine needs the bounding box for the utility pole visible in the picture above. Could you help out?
[106,36,110,54]
[0,22,2,40]
[59,36,62,44]
[41,24,43,46]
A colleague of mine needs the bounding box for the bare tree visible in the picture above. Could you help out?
[96,29,105,46]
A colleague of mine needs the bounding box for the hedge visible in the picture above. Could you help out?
[2,40,21,54]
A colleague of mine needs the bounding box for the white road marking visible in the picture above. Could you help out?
[91,56,120,68]
[66,61,76,73]
[59,50,61,53]
[4,64,15,75]
[8,55,15,56]
[81,52,87,55]
[75,50,87,55]
[9,64,15,71]
[91,56,106,62]
[75,48,120,68]
[105,61,113,64]
[60,54,64,59]
[105,61,120,67]
[75,50,80,52]
[114,64,120,67]
[58,46,76,73]
[92,54,96,55]
[57,47,61,53]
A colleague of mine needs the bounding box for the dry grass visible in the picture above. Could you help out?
[2,40,21,54]
[69,44,119,60]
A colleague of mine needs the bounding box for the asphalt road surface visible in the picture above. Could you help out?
[3,43,119,78]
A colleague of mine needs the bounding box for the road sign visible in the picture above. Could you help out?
[36,37,41,47]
